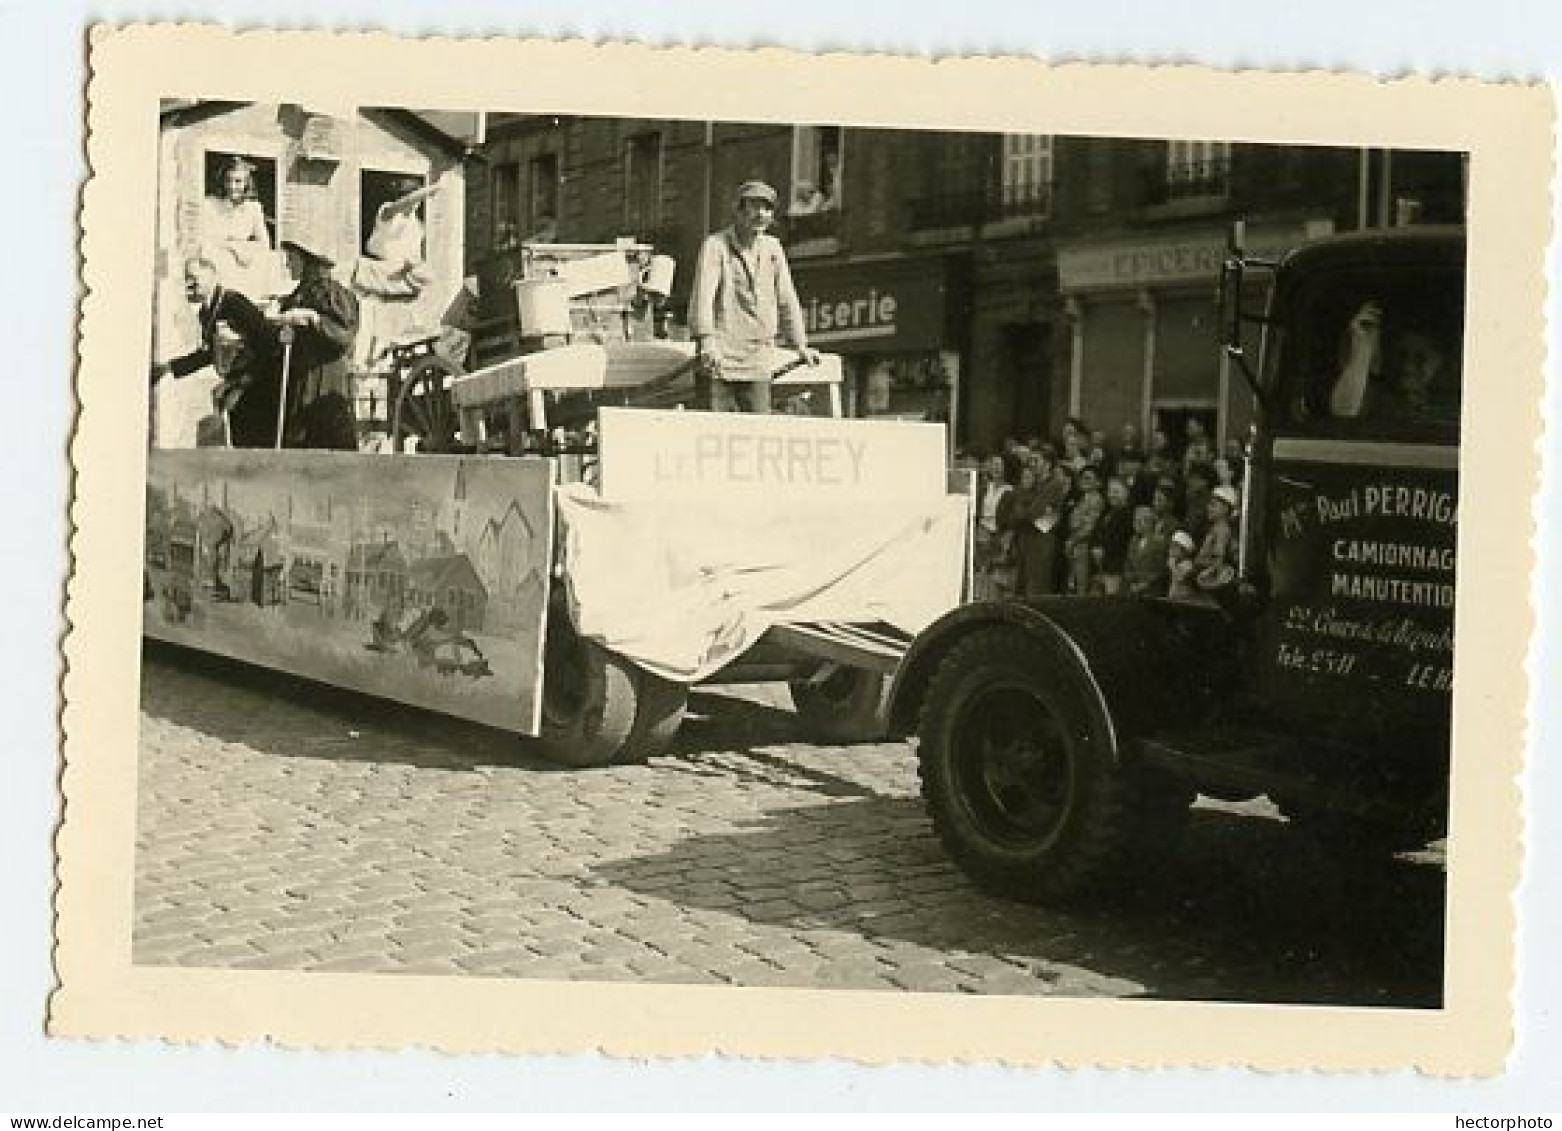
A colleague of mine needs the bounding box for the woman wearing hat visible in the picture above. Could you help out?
[1192,484,1241,596]
[273,236,360,449]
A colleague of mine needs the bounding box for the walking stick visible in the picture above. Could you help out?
[274,324,295,450]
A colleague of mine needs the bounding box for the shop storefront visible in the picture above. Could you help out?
[1057,219,1330,453]
[791,255,966,446]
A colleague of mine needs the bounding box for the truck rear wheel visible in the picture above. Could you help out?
[537,631,641,768]
[623,671,688,762]
[536,614,688,768]
[788,666,888,743]
[916,625,1133,903]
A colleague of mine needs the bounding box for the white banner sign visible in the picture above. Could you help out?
[596,407,947,501]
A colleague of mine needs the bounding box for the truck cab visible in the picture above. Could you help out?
[886,226,1465,902]
[1240,229,1462,800]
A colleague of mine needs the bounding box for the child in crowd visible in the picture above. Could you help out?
[1166,531,1199,602]
[1182,436,1214,476]
[1182,462,1215,545]
[1125,505,1170,597]
[1065,466,1105,595]
[1212,454,1242,503]
[1152,476,1182,539]
[1117,422,1142,461]
[1116,448,1150,507]
[1194,484,1240,597]
[1061,431,1088,474]
[1091,475,1134,595]
[974,453,1013,600]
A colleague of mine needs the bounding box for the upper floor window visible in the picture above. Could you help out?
[1000,134,1052,215]
[790,126,843,216]
[1086,141,1113,213]
[624,132,662,235]
[202,150,280,248]
[356,168,435,300]
[491,162,520,250]
[1166,140,1231,198]
[528,153,559,241]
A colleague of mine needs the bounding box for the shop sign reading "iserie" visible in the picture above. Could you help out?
[804,290,900,343]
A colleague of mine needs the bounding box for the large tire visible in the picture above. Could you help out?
[788,666,888,744]
[536,613,689,767]
[622,672,688,762]
[915,624,1135,903]
[537,619,641,768]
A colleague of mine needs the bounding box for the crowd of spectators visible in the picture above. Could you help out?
[967,416,1248,604]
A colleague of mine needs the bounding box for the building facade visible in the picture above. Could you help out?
[464,116,1465,455]
[1048,140,1465,454]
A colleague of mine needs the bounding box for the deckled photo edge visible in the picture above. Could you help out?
[53,24,1552,1074]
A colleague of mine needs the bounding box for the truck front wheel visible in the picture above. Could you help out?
[916,625,1133,903]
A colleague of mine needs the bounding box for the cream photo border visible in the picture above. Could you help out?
[56,24,1552,1073]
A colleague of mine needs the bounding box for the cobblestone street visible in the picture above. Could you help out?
[135,646,1446,1005]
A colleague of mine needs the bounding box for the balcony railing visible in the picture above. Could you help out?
[907,181,1052,231]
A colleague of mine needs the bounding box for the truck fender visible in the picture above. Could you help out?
[886,598,1229,753]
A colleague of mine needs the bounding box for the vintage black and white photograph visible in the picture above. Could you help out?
[54,28,1547,1071]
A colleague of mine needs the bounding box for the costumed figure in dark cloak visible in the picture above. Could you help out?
[273,236,361,450]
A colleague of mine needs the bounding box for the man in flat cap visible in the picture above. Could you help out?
[688,179,818,413]
[273,235,360,449]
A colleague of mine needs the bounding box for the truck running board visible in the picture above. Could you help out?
[1132,732,1319,803]
[761,621,912,676]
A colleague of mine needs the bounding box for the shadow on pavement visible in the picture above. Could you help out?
[591,792,1446,1008]
[658,690,886,799]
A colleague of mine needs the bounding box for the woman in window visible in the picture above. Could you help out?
[201,157,271,284]
[355,176,440,299]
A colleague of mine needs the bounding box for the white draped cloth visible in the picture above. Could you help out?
[555,484,967,681]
